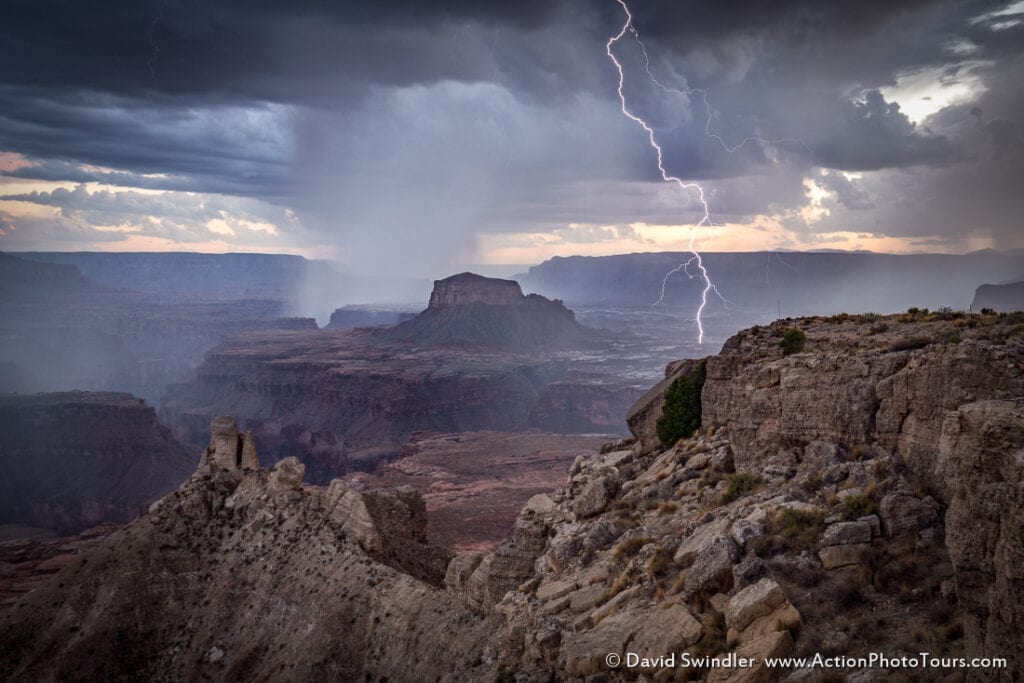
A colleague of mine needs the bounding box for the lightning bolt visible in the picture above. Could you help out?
[606,0,720,344]
[607,0,812,344]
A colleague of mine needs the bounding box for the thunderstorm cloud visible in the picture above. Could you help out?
[1,0,1022,269]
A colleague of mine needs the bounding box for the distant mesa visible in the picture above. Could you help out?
[428,272,525,308]
[972,278,1024,312]
[0,252,97,302]
[384,272,589,348]
[327,306,416,330]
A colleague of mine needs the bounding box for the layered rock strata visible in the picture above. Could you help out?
[0,391,195,534]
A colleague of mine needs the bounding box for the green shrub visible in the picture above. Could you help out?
[720,473,763,503]
[779,328,807,355]
[775,508,825,547]
[841,493,878,520]
[656,362,706,445]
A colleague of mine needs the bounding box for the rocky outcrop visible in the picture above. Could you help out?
[944,399,1024,679]
[1,417,488,681]
[428,272,525,308]
[0,392,195,534]
[683,313,1024,680]
[387,273,588,348]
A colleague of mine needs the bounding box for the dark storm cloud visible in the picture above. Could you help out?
[0,85,293,197]
[0,0,556,100]
[1,0,1022,257]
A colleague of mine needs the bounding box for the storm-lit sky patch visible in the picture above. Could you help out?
[0,0,1021,274]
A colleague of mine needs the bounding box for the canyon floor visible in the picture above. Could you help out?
[345,431,614,553]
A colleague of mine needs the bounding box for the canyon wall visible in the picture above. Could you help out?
[0,391,195,533]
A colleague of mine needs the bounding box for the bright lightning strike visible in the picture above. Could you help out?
[607,0,812,344]
[606,0,719,344]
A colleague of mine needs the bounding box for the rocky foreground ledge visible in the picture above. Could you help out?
[1,312,1022,682]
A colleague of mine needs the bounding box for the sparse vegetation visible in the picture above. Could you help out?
[846,444,870,462]
[720,472,763,503]
[940,329,962,344]
[934,306,964,321]
[749,507,826,558]
[775,508,825,547]
[841,492,878,520]
[646,546,674,579]
[687,611,727,671]
[657,500,679,516]
[656,361,707,446]
[612,536,653,559]
[801,472,823,495]
[603,570,633,601]
[779,327,807,355]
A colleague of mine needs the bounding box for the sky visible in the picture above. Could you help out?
[0,0,1022,275]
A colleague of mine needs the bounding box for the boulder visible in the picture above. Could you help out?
[818,543,869,569]
[630,603,703,660]
[730,518,765,548]
[568,584,606,613]
[726,578,786,632]
[820,521,872,547]
[879,492,940,536]
[674,517,731,565]
[707,630,793,683]
[326,481,382,555]
[733,555,767,588]
[536,578,577,603]
[561,609,642,676]
[524,493,556,516]
[728,602,801,646]
[684,534,739,595]
[572,474,616,518]
[269,457,305,492]
[445,552,484,591]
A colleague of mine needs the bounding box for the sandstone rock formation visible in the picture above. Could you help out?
[0,391,195,534]
[1,418,483,681]
[428,272,525,308]
[387,272,587,348]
